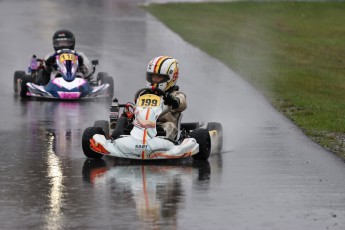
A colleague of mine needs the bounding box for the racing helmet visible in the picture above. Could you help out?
[146,56,179,92]
[53,29,75,51]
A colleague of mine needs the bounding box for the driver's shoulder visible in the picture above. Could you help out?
[170,89,186,99]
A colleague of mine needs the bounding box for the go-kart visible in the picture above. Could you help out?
[82,87,223,161]
[13,49,114,100]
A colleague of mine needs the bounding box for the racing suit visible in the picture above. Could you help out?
[158,86,187,140]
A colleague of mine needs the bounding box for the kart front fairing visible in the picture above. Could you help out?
[26,77,109,99]
[92,134,199,160]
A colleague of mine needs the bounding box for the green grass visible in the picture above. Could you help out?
[144,2,345,160]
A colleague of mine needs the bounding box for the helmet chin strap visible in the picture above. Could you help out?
[150,83,169,93]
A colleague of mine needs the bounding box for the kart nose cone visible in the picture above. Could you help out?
[65,72,74,81]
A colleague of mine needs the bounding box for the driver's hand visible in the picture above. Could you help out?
[79,65,87,75]
[164,93,180,109]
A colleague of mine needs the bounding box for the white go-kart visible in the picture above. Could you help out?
[82,87,222,161]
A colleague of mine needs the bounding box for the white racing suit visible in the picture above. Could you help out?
[158,90,187,139]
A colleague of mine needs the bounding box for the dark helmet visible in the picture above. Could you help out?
[52,29,75,51]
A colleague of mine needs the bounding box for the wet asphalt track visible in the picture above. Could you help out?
[1,0,345,229]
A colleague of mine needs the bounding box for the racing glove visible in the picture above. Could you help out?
[164,93,180,109]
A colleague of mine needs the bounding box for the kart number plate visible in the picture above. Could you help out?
[59,53,76,63]
[137,94,161,108]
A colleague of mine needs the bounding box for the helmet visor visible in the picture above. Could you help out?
[146,73,170,84]
[53,38,74,50]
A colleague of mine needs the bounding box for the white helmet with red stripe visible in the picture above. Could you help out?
[146,56,179,92]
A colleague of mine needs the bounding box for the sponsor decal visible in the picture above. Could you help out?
[135,144,148,149]
[209,130,217,137]
[109,112,119,119]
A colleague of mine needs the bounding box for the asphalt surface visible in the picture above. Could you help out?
[1,0,345,229]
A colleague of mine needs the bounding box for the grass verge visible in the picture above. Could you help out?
[144,2,345,160]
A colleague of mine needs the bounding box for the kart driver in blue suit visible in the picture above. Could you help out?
[40,29,92,84]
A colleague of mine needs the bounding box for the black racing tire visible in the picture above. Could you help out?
[82,127,106,159]
[13,71,25,94]
[93,120,110,138]
[97,72,114,99]
[181,122,200,132]
[97,72,109,81]
[104,76,114,99]
[20,75,32,98]
[190,128,211,161]
[206,122,223,153]
[36,69,50,85]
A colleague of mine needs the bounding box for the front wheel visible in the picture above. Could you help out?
[93,120,110,138]
[82,127,106,159]
[190,128,211,161]
[20,75,32,98]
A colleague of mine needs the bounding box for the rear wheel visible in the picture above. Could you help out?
[190,128,211,161]
[82,127,106,159]
[93,120,110,138]
[36,69,49,85]
[206,122,223,153]
[97,72,114,99]
[181,122,200,132]
[20,75,32,98]
[13,71,25,94]
[104,76,114,99]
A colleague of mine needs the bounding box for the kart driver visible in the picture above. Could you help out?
[39,29,92,84]
[145,56,187,140]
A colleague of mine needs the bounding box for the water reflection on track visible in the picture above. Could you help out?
[18,98,108,157]
[82,157,211,228]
